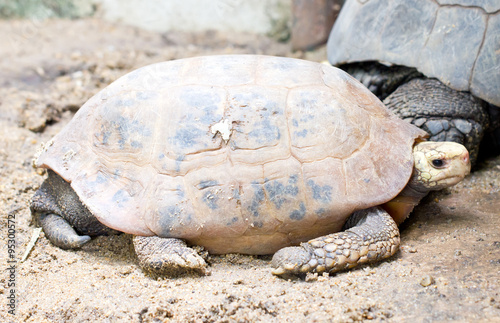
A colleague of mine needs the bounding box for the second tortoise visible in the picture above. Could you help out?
[327,0,500,162]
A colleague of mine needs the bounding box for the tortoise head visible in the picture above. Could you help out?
[383,141,470,225]
[412,141,471,191]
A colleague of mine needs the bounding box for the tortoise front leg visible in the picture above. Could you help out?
[133,236,208,277]
[385,78,487,164]
[271,206,400,276]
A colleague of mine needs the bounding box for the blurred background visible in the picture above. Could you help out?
[0,0,343,132]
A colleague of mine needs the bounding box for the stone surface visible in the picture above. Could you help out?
[291,0,343,51]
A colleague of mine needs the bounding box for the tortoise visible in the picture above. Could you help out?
[31,55,470,277]
[327,0,500,164]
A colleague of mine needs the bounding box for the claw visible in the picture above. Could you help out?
[271,246,311,276]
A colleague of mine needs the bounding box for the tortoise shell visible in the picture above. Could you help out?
[35,55,426,254]
[327,0,500,106]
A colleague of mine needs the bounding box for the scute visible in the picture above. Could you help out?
[471,13,500,106]
[35,55,426,254]
[417,6,486,90]
[437,0,500,13]
[327,0,500,106]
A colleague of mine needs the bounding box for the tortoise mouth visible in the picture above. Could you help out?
[432,174,467,190]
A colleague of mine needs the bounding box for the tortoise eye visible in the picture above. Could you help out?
[431,159,444,168]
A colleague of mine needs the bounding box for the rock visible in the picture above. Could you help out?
[420,274,435,287]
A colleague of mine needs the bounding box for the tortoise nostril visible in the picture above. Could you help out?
[463,151,470,165]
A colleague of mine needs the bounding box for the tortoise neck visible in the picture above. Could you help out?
[399,177,430,200]
[382,171,429,225]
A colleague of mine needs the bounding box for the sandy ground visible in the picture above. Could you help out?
[0,19,499,323]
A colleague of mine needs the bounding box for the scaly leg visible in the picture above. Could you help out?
[272,206,400,276]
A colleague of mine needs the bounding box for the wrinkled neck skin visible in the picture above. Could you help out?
[382,170,430,225]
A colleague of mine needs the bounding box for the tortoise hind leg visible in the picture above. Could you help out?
[31,170,119,249]
[133,236,208,277]
[271,206,400,276]
[39,213,91,249]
